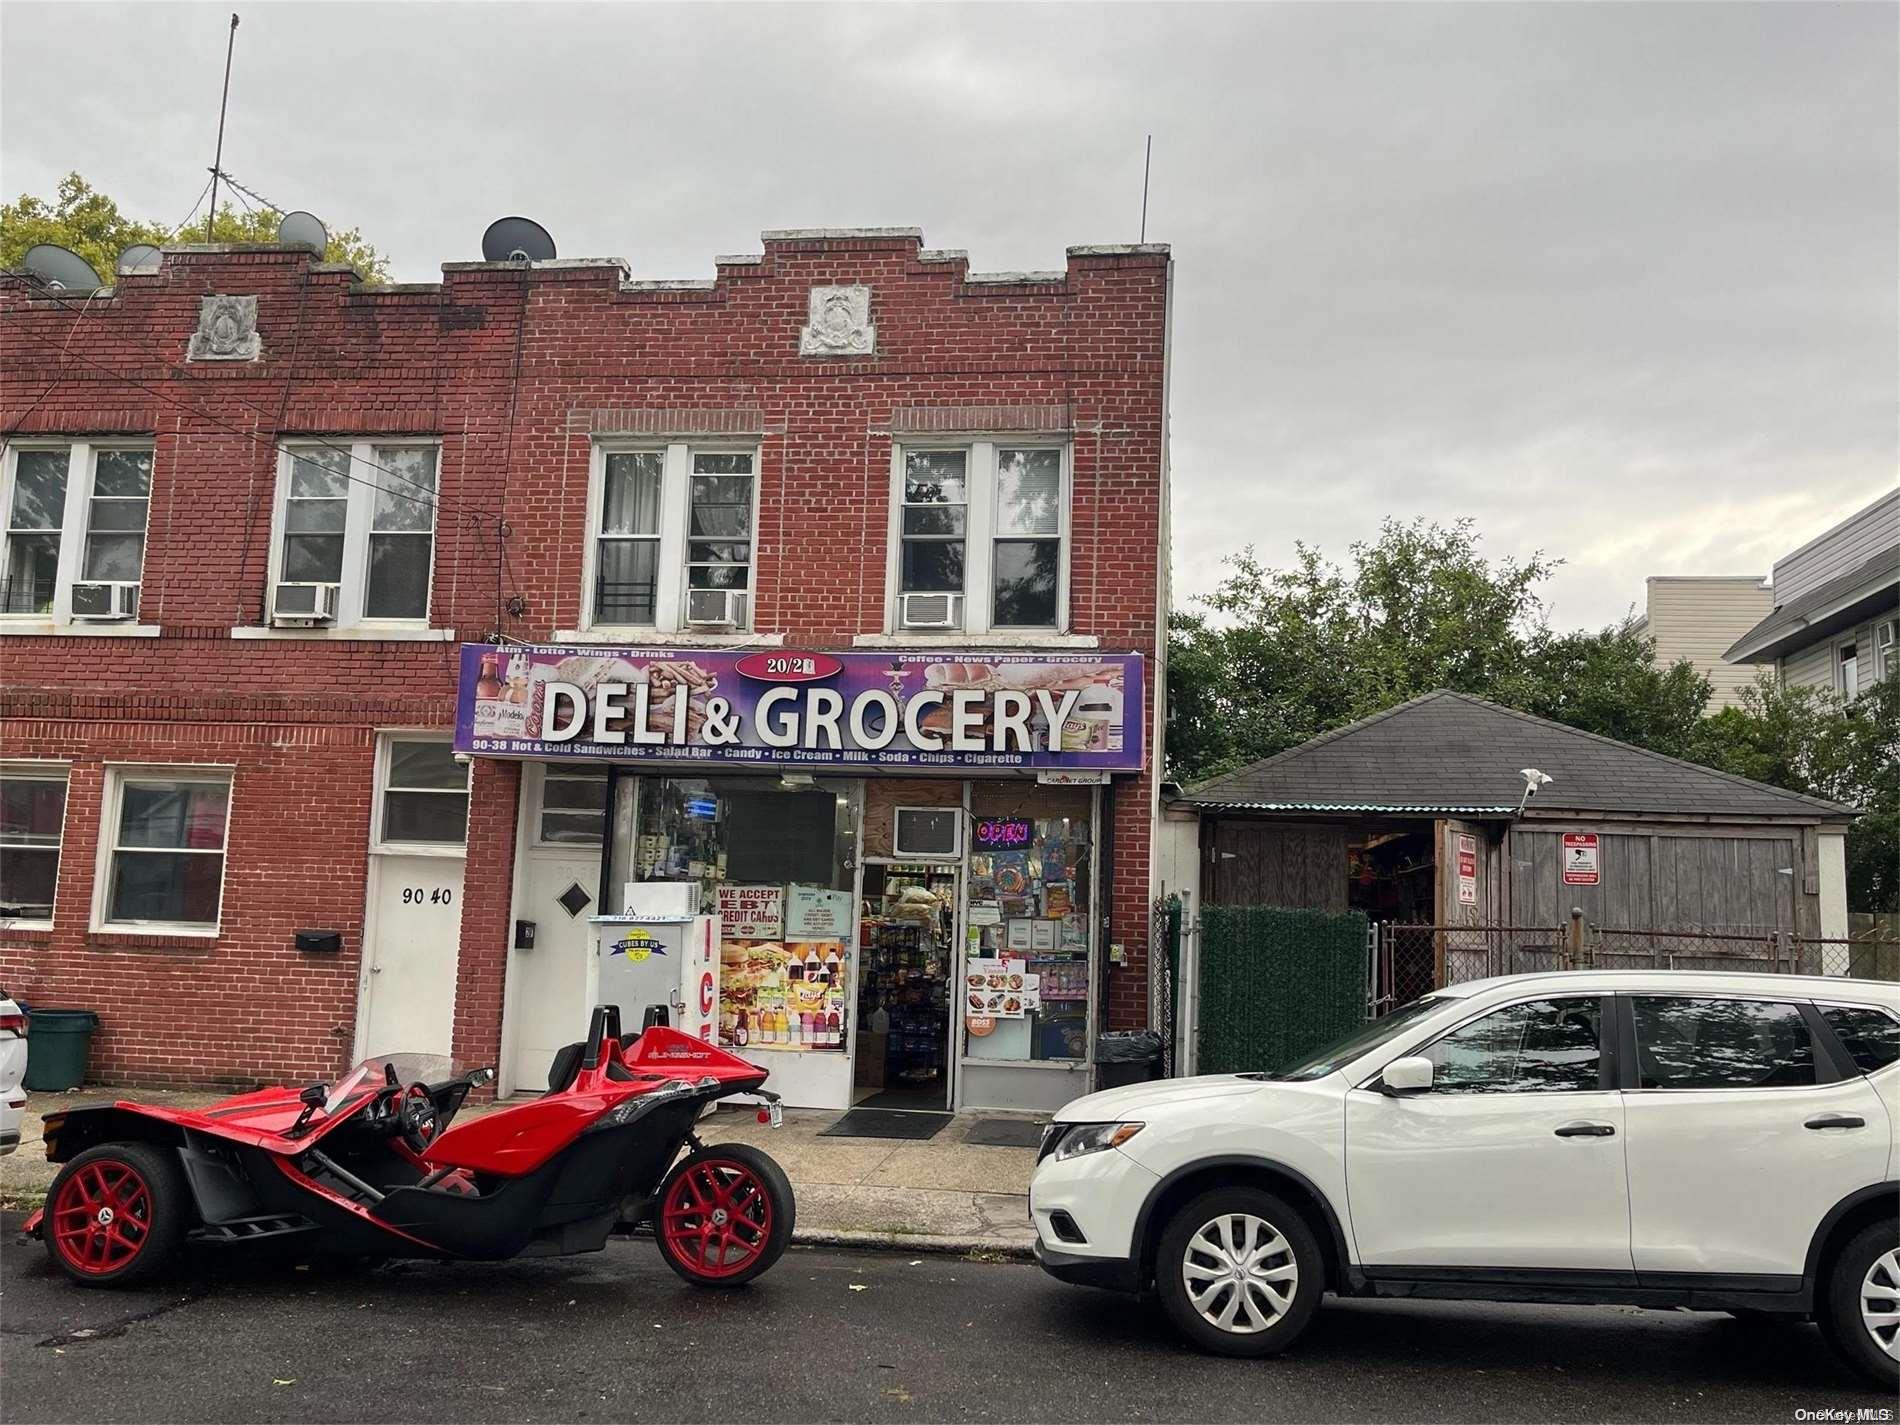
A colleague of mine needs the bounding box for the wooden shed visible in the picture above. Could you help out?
[1181,691,1854,942]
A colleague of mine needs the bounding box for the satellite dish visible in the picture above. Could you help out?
[278,210,329,252]
[116,244,163,276]
[482,216,556,263]
[23,243,104,293]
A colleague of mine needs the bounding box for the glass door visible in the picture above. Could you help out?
[853,860,958,1110]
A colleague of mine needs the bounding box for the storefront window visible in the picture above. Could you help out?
[963,800,1092,1063]
[633,776,858,1056]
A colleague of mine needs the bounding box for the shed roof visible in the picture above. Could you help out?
[1183,691,1852,820]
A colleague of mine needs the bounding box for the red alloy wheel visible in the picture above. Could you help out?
[50,1158,153,1276]
[659,1158,774,1280]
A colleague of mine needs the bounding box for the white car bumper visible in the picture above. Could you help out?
[0,1035,26,1156]
[1029,1137,1159,1290]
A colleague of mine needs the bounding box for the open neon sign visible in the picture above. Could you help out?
[973,817,1033,849]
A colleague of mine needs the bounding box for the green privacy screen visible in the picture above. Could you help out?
[1197,906,1369,1075]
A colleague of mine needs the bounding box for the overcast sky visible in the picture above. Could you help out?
[4,1,1894,629]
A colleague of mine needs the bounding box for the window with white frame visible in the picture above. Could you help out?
[378,740,470,847]
[1,764,69,923]
[1838,640,1861,703]
[1,442,154,621]
[97,770,232,931]
[537,767,609,846]
[269,441,438,626]
[584,444,758,631]
[890,442,1068,633]
[1876,619,1896,685]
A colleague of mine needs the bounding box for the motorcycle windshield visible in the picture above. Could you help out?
[322,1053,458,1115]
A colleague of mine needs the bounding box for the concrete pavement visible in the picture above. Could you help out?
[1,1092,1038,1255]
[3,1212,1884,1423]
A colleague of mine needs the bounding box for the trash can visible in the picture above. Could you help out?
[1094,1029,1163,1090]
[24,1009,99,1092]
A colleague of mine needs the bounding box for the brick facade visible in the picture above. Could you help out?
[1,229,1170,1087]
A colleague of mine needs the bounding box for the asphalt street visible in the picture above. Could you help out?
[1,1214,1889,1424]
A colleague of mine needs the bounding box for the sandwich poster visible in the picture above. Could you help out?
[455,645,1144,772]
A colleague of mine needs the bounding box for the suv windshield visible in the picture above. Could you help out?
[322,1053,456,1114]
[1268,996,1450,1082]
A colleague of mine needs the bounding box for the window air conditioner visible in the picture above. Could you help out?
[899,592,963,630]
[272,582,340,626]
[69,580,140,621]
[893,806,962,859]
[685,587,747,629]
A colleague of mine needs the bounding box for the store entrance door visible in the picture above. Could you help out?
[853,861,958,1111]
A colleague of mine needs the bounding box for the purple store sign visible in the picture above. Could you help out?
[454,645,1146,773]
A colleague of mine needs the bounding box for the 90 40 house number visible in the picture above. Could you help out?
[401,887,454,906]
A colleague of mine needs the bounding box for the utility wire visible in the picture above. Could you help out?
[0,275,444,508]
[0,304,476,520]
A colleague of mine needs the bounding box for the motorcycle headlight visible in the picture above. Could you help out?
[1049,1121,1144,1162]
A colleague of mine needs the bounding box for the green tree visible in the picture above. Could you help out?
[1167,518,1711,783]
[0,172,389,284]
[1688,677,1899,913]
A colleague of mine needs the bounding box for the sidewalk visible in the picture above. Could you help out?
[1,1090,1038,1257]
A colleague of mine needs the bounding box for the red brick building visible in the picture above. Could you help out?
[0,227,1171,1111]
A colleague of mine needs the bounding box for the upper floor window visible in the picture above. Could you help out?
[889,443,1069,634]
[1838,640,1861,703]
[1875,620,1895,686]
[267,441,437,628]
[1,441,154,624]
[0,763,69,924]
[584,444,758,633]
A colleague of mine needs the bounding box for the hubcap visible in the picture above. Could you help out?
[51,1160,152,1276]
[660,1161,772,1279]
[1183,1212,1298,1334]
[1861,1247,1900,1362]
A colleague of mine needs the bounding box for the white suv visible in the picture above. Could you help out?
[0,990,26,1155]
[1032,971,1899,1386]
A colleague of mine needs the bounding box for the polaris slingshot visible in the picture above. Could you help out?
[25,1007,794,1289]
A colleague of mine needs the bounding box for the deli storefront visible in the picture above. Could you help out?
[458,644,1145,1112]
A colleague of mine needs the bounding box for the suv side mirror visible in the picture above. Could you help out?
[1380,1056,1434,1096]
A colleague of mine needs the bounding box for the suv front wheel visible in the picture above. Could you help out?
[1154,1187,1323,1357]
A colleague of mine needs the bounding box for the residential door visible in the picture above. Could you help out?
[503,766,610,1094]
[357,737,470,1060]
[1620,993,1890,1277]
[1345,994,1632,1271]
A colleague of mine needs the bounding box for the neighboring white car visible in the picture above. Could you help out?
[1032,970,1899,1386]
[0,991,27,1155]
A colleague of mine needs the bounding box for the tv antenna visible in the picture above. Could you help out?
[482,216,557,264]
[206,12,240,242]
[23,244,104,294]
[1140,134,1153,243]
[277,210,328,252]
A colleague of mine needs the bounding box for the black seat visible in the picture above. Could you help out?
[547,1042,585,1094]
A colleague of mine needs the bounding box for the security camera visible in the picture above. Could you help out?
[1515,768,1553,816]
[453,752,473,766]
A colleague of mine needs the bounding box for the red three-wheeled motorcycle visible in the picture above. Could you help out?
[25,1006,794,1289]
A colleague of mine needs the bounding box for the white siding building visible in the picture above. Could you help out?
[1634,576,1773,710]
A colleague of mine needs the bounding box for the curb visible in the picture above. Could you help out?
[791,1226,1035,1260]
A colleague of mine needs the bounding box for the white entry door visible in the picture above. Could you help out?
[502,766,610,1094]
[357,737,470,1060]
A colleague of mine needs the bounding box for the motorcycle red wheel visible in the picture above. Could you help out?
[655,1145,793,1287]
[45,1143,187,1287]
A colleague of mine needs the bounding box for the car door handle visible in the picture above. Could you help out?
[1804,1114,1865,1130]
[1553,1121,1616,1138]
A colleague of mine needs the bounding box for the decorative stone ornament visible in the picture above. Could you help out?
[798,285,875,357]
[187,294,262,361]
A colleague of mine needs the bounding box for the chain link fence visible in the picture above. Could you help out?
[1373,918,1900,1014]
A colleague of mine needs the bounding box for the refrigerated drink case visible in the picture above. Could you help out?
[589,882,720,1042]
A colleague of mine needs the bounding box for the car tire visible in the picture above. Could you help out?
[1818,1219,1900,1389]
[653,1143,795,1288]
[44,1142,190,1288]
[1154,1187,1324,1358]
